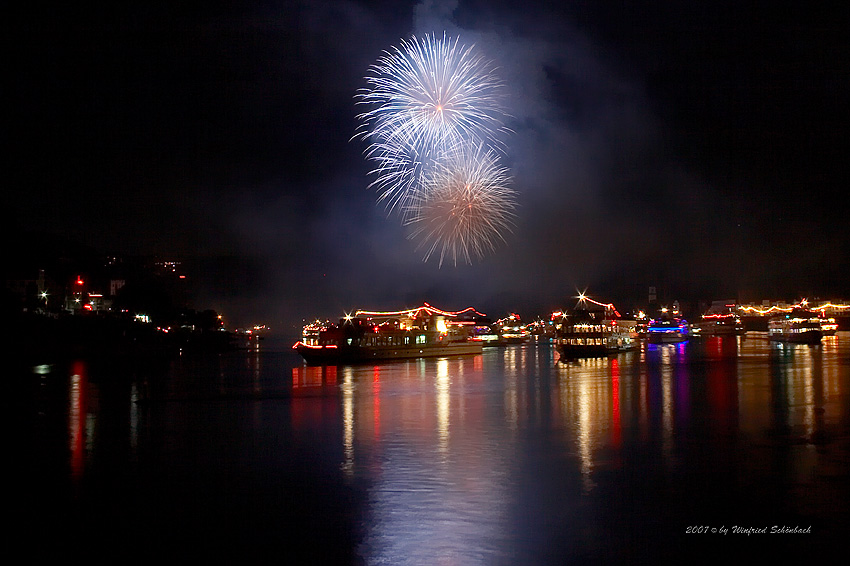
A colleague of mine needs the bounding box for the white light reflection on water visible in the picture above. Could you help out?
[130,382,139,451]
[436,358,450,456]
[555,356,612,493]
[346,355,513,565]
[504,365,519,432]
[342,366,355,476]
[656,343,678,468]
[39,333,850,563]
[737,335,841,441]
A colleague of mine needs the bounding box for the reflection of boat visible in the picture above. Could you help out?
[647,309,689,343]
[768,312,823,343]
[554,296,637,358]
[293,304,484,364]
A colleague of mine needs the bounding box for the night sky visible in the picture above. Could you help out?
[8,1,849,331]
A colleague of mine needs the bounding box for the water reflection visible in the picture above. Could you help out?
[69,360,87,478]
[21,332,850,563]
[436,358,450,455]
[328,356,512,564]
[319,337,847,561]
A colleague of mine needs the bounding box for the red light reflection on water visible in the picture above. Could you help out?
[611,358,621,449]
[325,365,337,386]
[373,366,381,438]
[706,337,738,434]
[69,360,87,478]
[290,365,340,431]
[291,365,337,388]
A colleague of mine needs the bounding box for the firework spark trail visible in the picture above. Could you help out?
[362,130,440,220]
[406,143,517,267]
[357,32,508,152]
[355,33,509,218]
[355,32,516,265]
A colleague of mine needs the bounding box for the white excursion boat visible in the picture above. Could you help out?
[768,311,823,344]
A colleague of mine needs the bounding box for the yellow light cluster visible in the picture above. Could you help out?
[355,302,486,319]
[576,293,622,318]
[494,313,520,326]
[738,300,850,316]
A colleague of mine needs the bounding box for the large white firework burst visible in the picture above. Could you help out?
[360,129,436,221]
[406,143,517,267]
[355,33,509,218]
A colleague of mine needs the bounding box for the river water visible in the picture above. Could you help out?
[14,333,850,563]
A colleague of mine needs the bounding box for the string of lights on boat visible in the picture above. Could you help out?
[737,299,850,316]
[353,303,487,320]
[299,297,849,340]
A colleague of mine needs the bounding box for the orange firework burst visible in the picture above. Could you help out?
[406,143,517,267]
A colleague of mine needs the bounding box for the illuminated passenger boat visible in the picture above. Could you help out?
[478,313,531,346]
[691,300,745,336]
[768,312,823,344]
[647,309,689,343]
[554,296,637,358]
[497,318,531,344]
[691,315,745,336]
[820,317,838,336]
[690,314,744,336]
[293,304,484,364]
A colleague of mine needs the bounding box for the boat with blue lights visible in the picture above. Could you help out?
[293,304,484,364]
[554,295,637,359]
[647,308,689,343]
